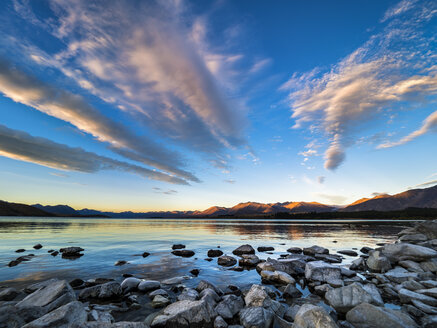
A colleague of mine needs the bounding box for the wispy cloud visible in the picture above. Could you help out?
[314,193,347,205]
[152,187,178,195]
[413,179,437,189]
[223,179,236,184]
[0,124,188,185]
[283,0,437,170]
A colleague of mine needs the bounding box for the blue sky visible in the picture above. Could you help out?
[0,0,436,211]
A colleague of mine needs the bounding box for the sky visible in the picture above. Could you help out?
[0,0,436,212]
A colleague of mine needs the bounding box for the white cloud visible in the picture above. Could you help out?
[284,0,437,170]
[0,124,188,185]
[412,179,437,188]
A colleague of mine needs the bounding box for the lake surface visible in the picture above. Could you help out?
[0,217,409,289]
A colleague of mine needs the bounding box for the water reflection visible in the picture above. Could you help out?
[0,217,408,289]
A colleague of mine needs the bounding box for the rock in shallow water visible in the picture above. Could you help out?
[79,282,122,300]
[22,301,87,328]
[218,255,237,267]
[232,244,255,256]
[208,249,224,257]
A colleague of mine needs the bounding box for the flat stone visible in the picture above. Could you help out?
[152,295,170,308]
[79,282,122,300]
[260,270,295,285]
[17,280,75,309]
[257,246,274,252]
[0,288,19,301]
[287,247,302,254]
[382,243,437,262]
[138,280,161,292]
[398,260,424,272]
[411,299,437,314]
[367,250,392,273]
[338,250,358,257]
[239,254,260,267]
[177,288,199,301]
[399,234,428,243]
[120,277,141,291]
[282,284,302,298]
[22,301,87,328]
[399,288,437,306]
[172,244,185,250]
[33,244,43,250]
[325,283,382,313]
[305,261,342,283]
[303,245,329,256]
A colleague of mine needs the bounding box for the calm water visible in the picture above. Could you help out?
[0,217,408,289]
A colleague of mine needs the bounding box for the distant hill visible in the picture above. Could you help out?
[343,185,437,212]
[1,184,436,218]
[0,200,55,217]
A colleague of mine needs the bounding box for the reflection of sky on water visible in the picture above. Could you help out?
[0,217,408,289]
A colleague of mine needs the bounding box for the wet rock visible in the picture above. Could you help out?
[142,252,150,257]
[384,267,419,283]
[401,280,424,291]
[178,288,199,301]
[258,246,274,252]
[172,244,185,250]
[420,258,437,272]
[215,294,244,319]
[200,288,221,304]
[0,287,19,302]
[197,280,222,295]
[205,258,213,262]
[338,250,358,257]
[325,283,382,313]
[208,249,224,257]
[8,260,21,267]
[68,278,84,288]
[360,246,373,254]
[22,301,87,328]
[315,253,342,264]
[305,261,342,283]
[15,249,26,253]
[346,302,418,328]
[282,283,302,299]
[284,304,300,322]
[244,284,272,308]
[287,247,302,254]
[115,260,127,266]
[367,250,392,273]
[399,288,437,306]
[229,266,244,272]
[83,322,148,327]
[120,277,141,291]
[138,280,161,292]
[218,255,237,267]
[79,282,122,300]
[239,254,260,267]
[257,257,304,276]
[149,289,168,297]
[303,245,329,256]
[50,251,59,256]
[190,269,200,276]
[162,276,186,285]
[17,279,75,310]
[239,307,273,328]
[260,270,295,285]
[151,299,217,328]
[399,233,428,243]
[59,246,84,256]
[422,315,437,328]
[411,299,437,314]
[382,243,437,262]
[152,295,171,308]
[398,260,424,272]
[33,244,43,250]
[314,284,333,297]
[293,304,339,328]
[172,250,195,257]
[88,309,114,323]
[232,244,255,256]
[214,315,228,328]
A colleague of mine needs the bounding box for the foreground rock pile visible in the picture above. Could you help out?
[2,220,437,327]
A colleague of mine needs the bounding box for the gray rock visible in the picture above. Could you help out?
[416,287,437,298]
[152,295,170,308]
[274,315,293,328]
[284,304,300,322]
[214,315,228,328]
[83,322,149,328]
[239,307,273,328]
[401,280,424,291]
[293,303,339,328]
[422,280,437,288]
[232,244,255,255]
[59,247,84,255]
[283,284,303,298]
[325,283,382,313]
[22,301,87,328]
[0,304,47,328]
[215,294,244,319]
[303,245,329,256]
[314,254,342,264]
[138,280,161,292]
[337,250,358,257]
[366,250,392,273]
[178,288,199,301]
[346,302,418,328]
[422,315,437,328]
[120,277,141,291]
[239,254,260,267]
[398,288,437,306]
[200,288,221,304]
[17,280,75,310]
[287,247,302,254]
[208,249,223,257]
[197,280,222,295]
[149,289,169,297]
[360,247,373,254]
[261,270,295,285]
[314,284,333,297]
[0,288,19,301]
[257,257,304,276]
[88,309,114,323]
[258,246,274,252]
[244,284,272,308]
[420,258,437,272]
[151,299,217,328]
[79,282,122,300]
[398,260,424,272]
[172,250,195,257]
[340,268,356,278]
[411,299,437,314]
[218,256,237,267]
[382,243,437,262]
[384,267,419,283]
[399,233,428,243]
[349,257,366,271]
[305,261,342,283]
[162,276,185,285]
[172,244,185,249]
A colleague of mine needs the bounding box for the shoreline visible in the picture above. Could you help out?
[1,220,437,327]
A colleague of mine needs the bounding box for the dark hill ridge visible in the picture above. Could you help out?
[0,184,436,217]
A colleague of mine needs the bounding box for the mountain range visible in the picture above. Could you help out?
[1,185,436,217]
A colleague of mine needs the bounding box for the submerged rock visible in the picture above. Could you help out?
[33,244,43,250]
[232,244,255,256]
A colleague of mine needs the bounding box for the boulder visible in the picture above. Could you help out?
[292,304,339,328]
[260,270,295,285]
[239,307,273,328]
[197,280,222,295]
[349,257,366,271]
[422,315,437,328]
[325,283,382,313]
[79,282,122,300]
[303,245,329,256]
[411,299,437,314]
[151,299,217,328]
[214,316,228,328]
[22,301,87,328]
[152,295,170,308]
[399,234,428,243]
[200,288,221,304]
[208,249,223,257]
[120,277,141,291]
[88,309,114,323]
[59,247,84,256]
[0,287,19,301]
[17,280,75,310]
[305,261,341,283]
[258,246,274,252]
[232,244,255,256]
[218,256,237,267]
[239,254,260,267]
[149,289,169,297]
[410,220,437,239]
[382,243,437,262]
[282,284,302,298]
[83,323,148,328]
[257,257,304,276]
[398,288,437,306]
[420,258,437,272]
[138,280,161,292]
[398,260,424,272]
[346,302,418,328]
[215,294,244,319]
[33,244,43,250]
[172,250,195,257]
[178,288,199,301]
[366,250,392,273]
[360,247,373,254]
[0,304,46,327]
[244,284,272,308]
[384,267,419,283]
[287,247,302,254]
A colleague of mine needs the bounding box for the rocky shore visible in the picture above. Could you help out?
[1,220,437,327]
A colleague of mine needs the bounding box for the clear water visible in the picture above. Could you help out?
[0,217,408,289]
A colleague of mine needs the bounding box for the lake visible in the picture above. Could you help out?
[0,217,409,289]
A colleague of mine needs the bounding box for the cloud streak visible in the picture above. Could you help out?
[0,58,198,182]
[0,124,188,185]
[283,0,437,170]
